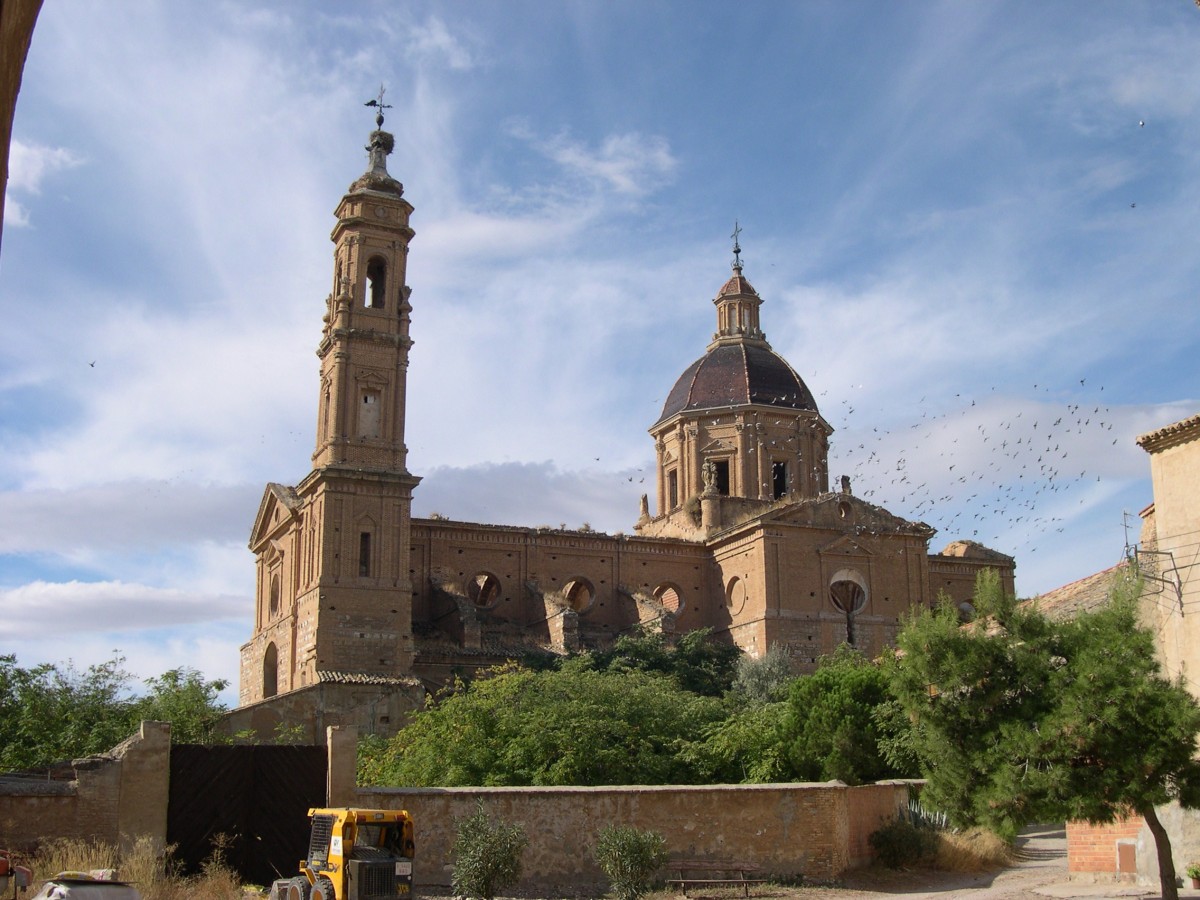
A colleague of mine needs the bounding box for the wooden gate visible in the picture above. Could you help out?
[167,744,327,886]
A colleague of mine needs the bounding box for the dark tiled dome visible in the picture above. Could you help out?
[656,343,818,424]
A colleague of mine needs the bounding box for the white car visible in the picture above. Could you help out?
[29,873,141,900]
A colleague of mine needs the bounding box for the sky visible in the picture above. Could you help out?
[2,2,1199,706]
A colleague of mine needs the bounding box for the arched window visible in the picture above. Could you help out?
[263,642,278,698]
[366,257,387,309]
[269,573,281,619]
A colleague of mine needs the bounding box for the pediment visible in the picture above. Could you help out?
[819,534,875,557]
[249,482,302,550]
[700,439,734,454]
[762,493,935,539]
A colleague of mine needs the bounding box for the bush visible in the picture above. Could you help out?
[594,825,668,900]
[868,819,937,869]
[451,801,528,900]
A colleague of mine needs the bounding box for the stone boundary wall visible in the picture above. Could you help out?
[354,781,911,889]
[0,721,170,853]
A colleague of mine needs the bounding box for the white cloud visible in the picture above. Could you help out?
[6,140,82,194]
[407,16,476,71]
[0,580,244,639]
[518,127,678,197]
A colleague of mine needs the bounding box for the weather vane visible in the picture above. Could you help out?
[731,220,743,269]
[364,84,393,128]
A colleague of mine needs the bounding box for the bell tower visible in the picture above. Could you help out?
[241,95,423,706]
[314,104,415,472]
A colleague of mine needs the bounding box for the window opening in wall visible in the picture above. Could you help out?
[714,459,730,495]
[725,576,747,614]
[269,573,281,619]
[830,571,868,647]
[359,532,371,577]
[263,642,278,698]
[468,572,502,608]
[772,461,787,500]
[564,578,595,613]
[358,391,381,439]
[668,469,679,510]
[366,257,387,308]
[654,584,682,613]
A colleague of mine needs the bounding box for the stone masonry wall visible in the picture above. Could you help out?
[0,721,170,853]
[354,781,910,889]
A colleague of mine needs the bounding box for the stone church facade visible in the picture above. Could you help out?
[230,115,1015,740]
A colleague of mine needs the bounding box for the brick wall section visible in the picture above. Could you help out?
[845,781,916,867]
[0,722,171,853]
[354,781,910,890]
[1067,816,1144,876]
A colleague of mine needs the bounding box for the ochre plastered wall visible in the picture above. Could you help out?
[0,721,170,854]
[353,781,911,888]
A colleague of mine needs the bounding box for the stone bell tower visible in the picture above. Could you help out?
[241,99,422,705]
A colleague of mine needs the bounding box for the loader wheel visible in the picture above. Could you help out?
[286,877,311,900]
[312,876,336,900]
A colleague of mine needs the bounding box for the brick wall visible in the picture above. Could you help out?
[1066,816,1143,879]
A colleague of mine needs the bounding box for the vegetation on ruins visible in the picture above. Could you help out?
[889,568,1200,900]
[0,654,228,768]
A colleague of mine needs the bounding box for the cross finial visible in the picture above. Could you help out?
[364,83,393,129]
[731,220,743,270]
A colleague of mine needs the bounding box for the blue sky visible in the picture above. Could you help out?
[2,2,1199,704]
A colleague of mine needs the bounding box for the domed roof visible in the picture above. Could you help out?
[656,343,819,425]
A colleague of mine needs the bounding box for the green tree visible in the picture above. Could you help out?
[890,569,1200,900]
[781,646,909,785]
[132,667,229,744]
[681,700,792,784]
[360,664,725,786]
[0,655,230,769]
[730,643,793,705]
[0,654,138,768]
[581,628,742,697]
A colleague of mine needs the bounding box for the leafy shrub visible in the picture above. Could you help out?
[451,801,528,900]
[868,818,937,869]
[594,825,668,900]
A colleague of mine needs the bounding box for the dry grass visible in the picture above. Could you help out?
[22,837,243,900]
[932,828,1013,872]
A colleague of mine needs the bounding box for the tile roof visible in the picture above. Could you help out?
[1023,561,1127,621]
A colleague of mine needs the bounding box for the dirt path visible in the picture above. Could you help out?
[650,825,1184,900]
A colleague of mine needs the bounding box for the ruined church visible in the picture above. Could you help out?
[230,114,1015,739]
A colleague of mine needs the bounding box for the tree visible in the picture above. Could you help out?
[0,654,230,769]
[890,569,1200,900]
[780,646,911,785]
[0,654,139,768]
[132,667,229,744]
[580,628,743,697]
[681,700,792,784]
[730,643,793,705]
[359,664,726,787]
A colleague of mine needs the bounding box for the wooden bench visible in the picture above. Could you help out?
[666,859,767,897]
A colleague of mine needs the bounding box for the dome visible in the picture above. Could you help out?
[656,343,819,425]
